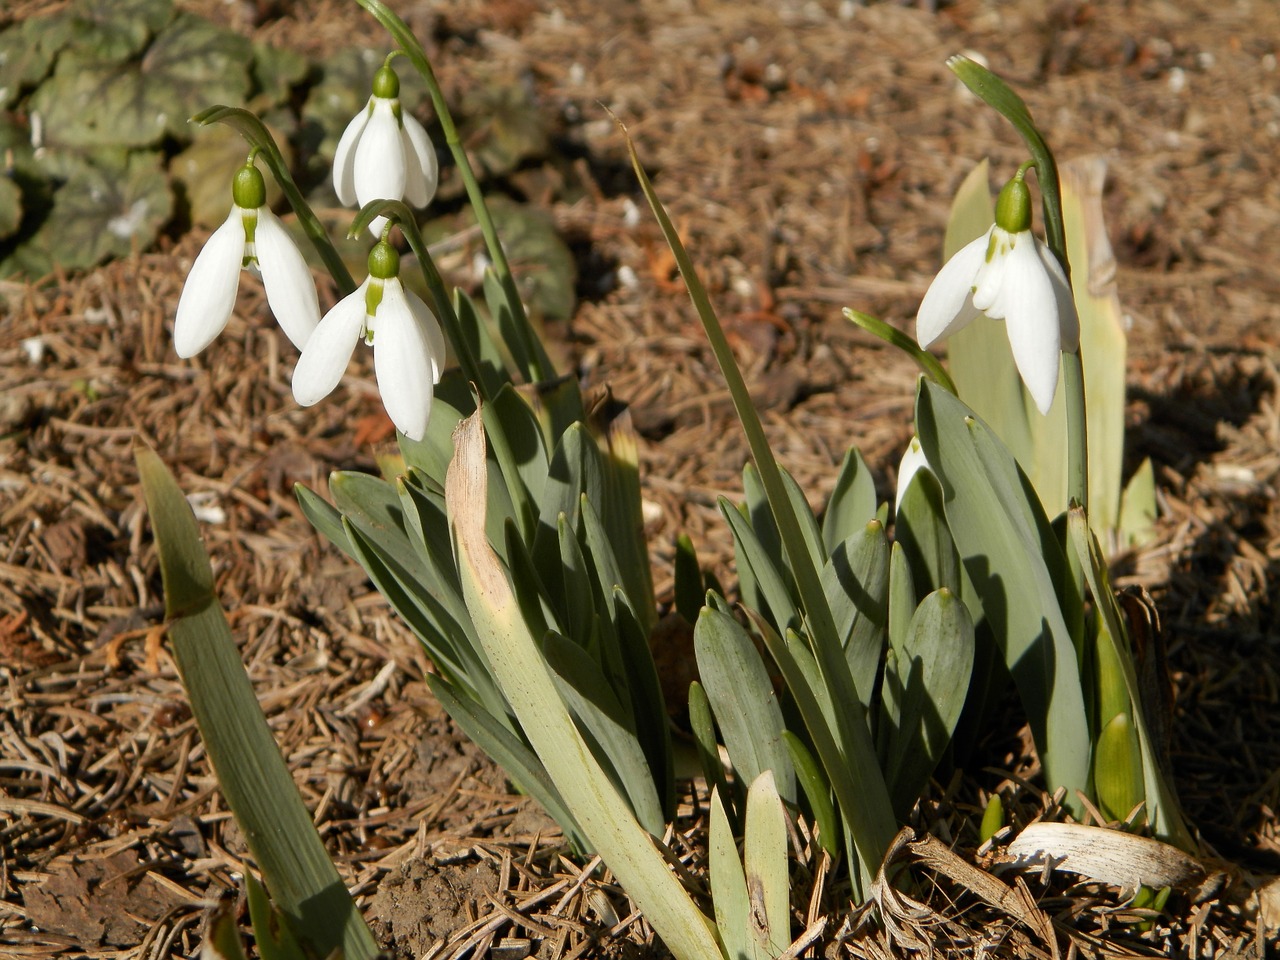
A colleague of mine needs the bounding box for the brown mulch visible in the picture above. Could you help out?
[3,0,1280,956]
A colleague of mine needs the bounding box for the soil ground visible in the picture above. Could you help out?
[2,0,1280,957]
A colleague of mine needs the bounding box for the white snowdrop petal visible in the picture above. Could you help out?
[983,234,1055,327]
[333,101,373,206]
[970,229,1016,316]
[373,281,437,440]
[404,288,447,379]
[996,240,1063,414]
[916,232,988,347]
[1037,239,1080,352]
[254,209,321,350]
[174,209,245,358]
[292,284,367,406]
[400,112,439,208]
[353,100,408,209]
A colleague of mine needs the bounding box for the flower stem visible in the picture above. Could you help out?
[356,0,553,384]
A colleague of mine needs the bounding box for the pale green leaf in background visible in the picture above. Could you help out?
[30,14,251,150]
[1061,156,1129,536]
[1,150,172,278]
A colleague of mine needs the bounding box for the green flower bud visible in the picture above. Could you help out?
[231,162,267,210]
[994,173,1032,234]
[367,240,400,280]
[371,63,400,100]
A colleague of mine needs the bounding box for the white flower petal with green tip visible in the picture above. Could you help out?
[292,281,369,407]
[174,208,246,358]
[333,99,372,207]
[916,223,1079,416]
[373,280,439,440]
[401,112,439,208]
[254,208,321,351]
[915,230,987,348]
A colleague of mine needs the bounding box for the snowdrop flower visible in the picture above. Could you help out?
[333,60,439,236]
[292,240,445,441]
[916,165,1078,415]
[174,159,320,358]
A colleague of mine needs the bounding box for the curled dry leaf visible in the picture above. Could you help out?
[1004,822,1205,892]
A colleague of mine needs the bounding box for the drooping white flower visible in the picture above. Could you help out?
[174,160,320,358]
[333,61,439,236]
[292,240,446,441]
[916,168,1078,415]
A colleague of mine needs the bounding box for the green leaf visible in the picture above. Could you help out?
[881,588,975,817]
[31,14,251,149]
[488,384,550,526]
[782,731,839,858]
[134,441,379,960]
[821,521,889,705]
[1095,711,1144,823]
[885,543,916,674]
[674,533,705,623]
[64,0,174,61]
[587,407,655,634]
[533,423,603,600]
[330,470,427,582]
[1066,508,1192,848]
[428,673,588,852]
[622,117,896,887]
[695,605,795,804]
[1062,156,1128,535]
[446,409,721,959]
[821,446,877,555]
[543,631,665,836]
[4,150,171,276]
[751,615,885,897]
[250,42,309,109]
[0,16,75,109]
[610,584,675,820]
[721,497,799,635]
[915,380,1090,810]
[689,680,734,826]
[743,771,791,957]
[0,177,22,241]
[893,467,964,602]
[459,79,550,177]
[979,793,1004,842]
[245,872,309,960]
[1118,458,1157,548]
[709,787,753,960]
[477,199,578,324]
